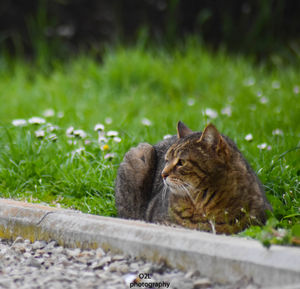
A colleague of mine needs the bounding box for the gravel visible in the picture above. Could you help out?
[0,237,260,289]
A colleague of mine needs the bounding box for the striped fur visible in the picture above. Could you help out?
[115,122,272,234]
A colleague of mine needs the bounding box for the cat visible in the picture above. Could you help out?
[115,121,272,234]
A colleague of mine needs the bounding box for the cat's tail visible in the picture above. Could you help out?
[115,143,156,220]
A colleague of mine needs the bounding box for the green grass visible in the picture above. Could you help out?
[0,42,299,245]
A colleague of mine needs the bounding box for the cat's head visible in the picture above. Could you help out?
[162,121,232,196]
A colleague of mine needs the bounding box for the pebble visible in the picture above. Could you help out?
[32,240,47,250]
[193,278,212,288]
[0,238,260,289]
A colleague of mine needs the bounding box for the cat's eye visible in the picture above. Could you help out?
[177,159,184,167]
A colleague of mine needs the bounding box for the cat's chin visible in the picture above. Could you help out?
[165,179,192,197]
[169,189,187,197]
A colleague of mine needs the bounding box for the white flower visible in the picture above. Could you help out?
[66,126,74,137]
[221,106,232,117]
[163,134,173,140]
[12,119,27,127]
[47,133,57,142]
[94,123,105,132]
[57,112,64,118]
[187,98,195,106]
[260,97,269,104]
[204,108,218,119]
[35,130,45,138]
[141,118,152,126]
[105,117,113,124]
[257,143,267,150]
[84,140,91,145]
[104,153,116,160]
[73,129,87,139]
[272,81,280,89]
[46,124,60,132]
[28,117,46,125]
[71,147,85,157]
[106,130,119,137]
[245,134,253,142]
[113,137,122,143]
[43,109,55,118]
[293,86,299,94]
[243,77,255,86]
[272,129,284,136]
[67,140,77,145]
[98,136,108,144]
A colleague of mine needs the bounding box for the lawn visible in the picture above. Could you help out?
[0,41,299,245]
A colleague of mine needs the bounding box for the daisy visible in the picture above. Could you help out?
[272,129,284,136]
[73,129,87,139]
[12,119,27,127]
[204,108,218,119]
[35,130,45,138]
[104,153,116,160]
[57,112,64,118]
[105,117,113,124]
[221,106,232,117]
[71,147,85,156]
[101,144,110,151]
[98,136,108,144]
[43,109,55,118]
[113,137,122,143]
[245,134,253,142]
[141,118,152,126]
[257,143,267,150]
[68,140,77,145]
[28,117,46,125]
[46,124,60,132]
[163,134,173,140]
[187,98,195,106]
[106,130,119,137]
[94,123,105,132]
[66,126,74,137]
[260,97,269,104]
[47,134,58,142]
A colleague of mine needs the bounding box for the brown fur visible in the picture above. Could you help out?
[115,122,272,234]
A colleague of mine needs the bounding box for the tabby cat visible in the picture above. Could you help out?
[115,122,272,234]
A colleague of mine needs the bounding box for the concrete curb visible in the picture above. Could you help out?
[0,198,299,287]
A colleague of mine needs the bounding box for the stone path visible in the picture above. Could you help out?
[0,238,259,289]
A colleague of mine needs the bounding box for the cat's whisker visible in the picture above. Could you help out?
[180,183,196,206]
[169,179,196,206]
[162,185,168,201]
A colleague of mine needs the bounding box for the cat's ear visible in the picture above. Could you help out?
[177,121,193,138]
[199,124,230,156]
[198,123,221,147]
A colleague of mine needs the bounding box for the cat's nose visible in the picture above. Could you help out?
[161,171,169,179]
